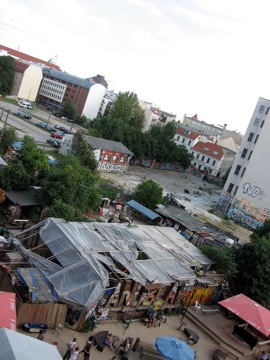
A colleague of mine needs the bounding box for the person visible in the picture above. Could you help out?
[116,337,130,354]
[0,222,7,237]
[84,336,94,349]
[70,346,80,360]
[103,333,113,350]
[37,329,45,340]
[63,338,77,360]
[80,344,91,360]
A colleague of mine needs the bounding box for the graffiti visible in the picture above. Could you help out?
[216,191,233,213]
[227,208,263,229]
[97,163,128,172]
[141,159,152,167]
[179,285,214,306]
[242,183,264,199]
[231,198,270,223]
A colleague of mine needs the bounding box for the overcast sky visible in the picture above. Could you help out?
[0,0,269,133]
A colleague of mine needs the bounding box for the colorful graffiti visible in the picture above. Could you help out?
[231,198,270,224]
[179,285,214,306]
[242,182,264,199]
[97,150,130,172]
[216,190,233,214]
[227,208,263,229]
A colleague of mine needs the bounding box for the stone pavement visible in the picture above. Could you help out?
[17,307,269,360]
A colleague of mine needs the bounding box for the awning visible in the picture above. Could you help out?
[218,293,270,337]
[0,291,16,330]
[126,200,160,220]
[5,189,40,206]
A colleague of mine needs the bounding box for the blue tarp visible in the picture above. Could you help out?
[126,200,160,221]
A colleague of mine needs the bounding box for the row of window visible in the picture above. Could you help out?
[193,164,213,174]
[192,152,216,166]
[41,85,63,95]
[43,79,65,90]
[39,90,62,101]
[227,183,238,195]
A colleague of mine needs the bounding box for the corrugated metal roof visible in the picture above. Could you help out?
[42,67,96,89]
[127,200,160,220]
[83,135,134,155]
[5,189,40,206]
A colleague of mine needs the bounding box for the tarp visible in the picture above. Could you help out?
[0,292,16,330]
[5,189,40,206]
[126,200,160,220]
[0,328,62,360]
[14,218,200,310]
[218,293,270,337]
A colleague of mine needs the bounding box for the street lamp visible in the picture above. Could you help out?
[46,111,52,126]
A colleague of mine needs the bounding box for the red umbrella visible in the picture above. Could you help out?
[0,291,16,330]
[218,293,270,337]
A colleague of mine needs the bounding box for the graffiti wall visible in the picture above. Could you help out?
[216,190,233,214]
[97,150,130,172]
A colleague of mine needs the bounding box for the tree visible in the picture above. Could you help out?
[0,127,16,155]
[60,98,78,120]
[234,235,270,307]
[0,56,16,95]
[19,136,49,173]
[0,161,31,191]
[76,140,97,171]
[44,199,81,221]
[109,91,145,130]
[133,179,163,209]
[201,245,238,277]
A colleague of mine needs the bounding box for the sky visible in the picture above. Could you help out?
[0,0,270,134]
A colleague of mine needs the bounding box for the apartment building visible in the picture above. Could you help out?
[218,97,270,229]
[140,101,176,132]
[183,114,225,137]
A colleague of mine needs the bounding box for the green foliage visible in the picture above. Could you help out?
[76,115,88,127]
[0,56,16,95]
[201,245,238,277]
[0,127,16,155]
[38,157,101,213]
[43,199,90,221]
[251,218,270,239]
[109,91,145,130]
[0,161,31,191]
[19,135,49,173]
[76,140,97,171]
[133,179,163,209]
[60,98,78,120]
[234,235,270,307]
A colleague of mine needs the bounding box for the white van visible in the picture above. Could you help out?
[18,100,32,110]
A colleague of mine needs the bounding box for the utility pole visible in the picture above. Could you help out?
[69,115,77,133]
[46,111,52,125]
[0,109,10,145]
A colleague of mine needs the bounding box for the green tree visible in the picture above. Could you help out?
[133,179,163,209]
[201,245,238,277]
[76,140,97,171]
[44,199,80,221]
[60,98,78,120]
[109,91,145,130]
[19,136,49,173]
[0,161,31,191]
[0,56,16,95]
[0,127,16,155]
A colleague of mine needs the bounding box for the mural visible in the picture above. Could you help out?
[227,208,263,229]
[216,190,233,214]
[97,150,130,172]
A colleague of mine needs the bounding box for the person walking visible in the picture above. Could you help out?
[63,338,77,360]
[80,344,91,360]
[37,329,45,340]
[70,346,80,360]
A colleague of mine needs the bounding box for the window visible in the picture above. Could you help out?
[198,165,201,170]
[191,151,194,156]
[248,151,253,160]
[266,107,270,115]
[196,154,200,159]
[254,135,259,144]
[241,148,248,158]
[254,118,260,126]
[182,138,185,143]
[207,158,210,163]
[188,140,191,146]
[241,167,246,177]
[227,183,234,193]
[259,105,265,113]
[234,165,241,175]
[233,186,239,196]
[212,160,216,166]
[247,132,254,142]
[260,120,265,128]
[201,156,205,161]
[177,136,180,141]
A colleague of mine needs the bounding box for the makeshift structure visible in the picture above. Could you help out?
[0,328,62,360]
[218,293,270,337]
[126,200,161,221]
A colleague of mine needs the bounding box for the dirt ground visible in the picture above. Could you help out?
[100,166,252,244]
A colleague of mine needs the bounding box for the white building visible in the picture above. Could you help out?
[140,101,176,132]
[183,114,225,137]
[218,97,270,229]
[97,90,118,118]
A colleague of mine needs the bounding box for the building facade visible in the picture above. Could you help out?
[140,101,176,132]
[183,114,225,137]
[218,97,270,229]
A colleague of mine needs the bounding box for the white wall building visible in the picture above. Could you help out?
[218,97,270,229]
[140,101,176,132]
[97,90,118,118]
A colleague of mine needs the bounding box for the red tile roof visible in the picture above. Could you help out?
[15,60,30,73]
[0,44,61,71]
[176,127,200,140]
[192,142,224,159]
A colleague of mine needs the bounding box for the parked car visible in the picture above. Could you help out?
[46,138,61,147]
[52,112,61,117]
[38,121,47,128]
[14,111,32,120]
[50,132,64,139]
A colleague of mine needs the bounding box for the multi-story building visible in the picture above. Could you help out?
[218,97,270,229]
[140,101,176,132]
[97,90,118,118]
[174,126,201,152]
[37,67,106,118]
[183,114,226,137]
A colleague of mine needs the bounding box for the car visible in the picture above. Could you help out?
[38,121,47,128]
[60,116,67,120]
[50,132,64,139]
[27,105,33,110]
[54,124,62,130]
[46,138,61,147]
[46,124,56,132]
[52,112,61,117]
[14,111,32,119]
